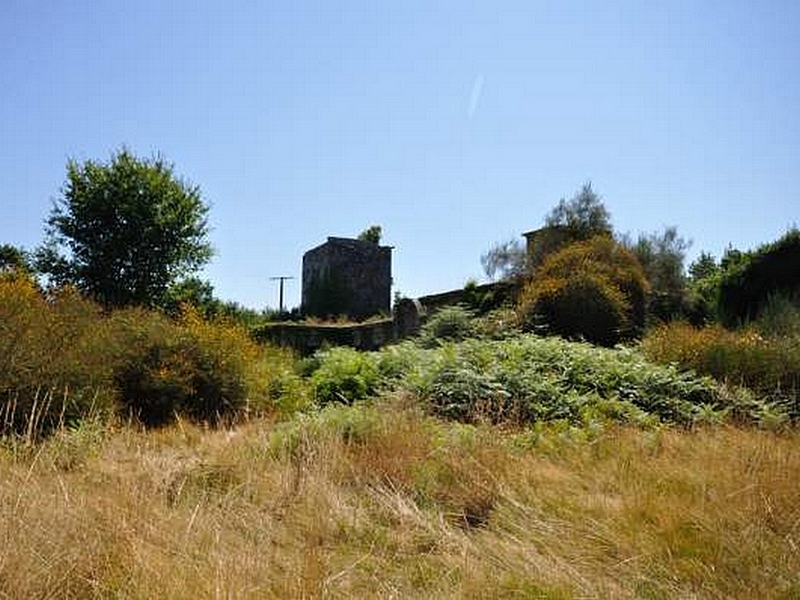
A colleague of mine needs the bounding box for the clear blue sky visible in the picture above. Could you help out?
[2,1,798,310]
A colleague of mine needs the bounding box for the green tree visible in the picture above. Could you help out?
[357,225,382,244]
[625,226,691,322]
[163,277,220,317]
[0,244,31,273]
[544,182,612,240]
[717,229,800,326]
[686,251,724,325]
[481,238,527,280]
[36,149,213,309]
[689,251,719,282]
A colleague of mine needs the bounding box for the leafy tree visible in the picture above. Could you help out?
[689,251,719,282]
[686,251,722,325]
[0,244,32,273]
[357,225,382,244]
[163,277,220,317]
[481,238,527,280]
[544,182,612,240]
[625,226,691,322]
[36,149,213,309]
[717,229,800,326]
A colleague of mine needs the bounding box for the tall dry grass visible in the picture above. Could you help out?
[1,402,798,598]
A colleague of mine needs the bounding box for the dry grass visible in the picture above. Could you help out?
[1,403,799,598]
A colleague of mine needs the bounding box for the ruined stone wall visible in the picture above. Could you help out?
[417,280,519,315]
[253,319,396,355]
[256,282,516,355]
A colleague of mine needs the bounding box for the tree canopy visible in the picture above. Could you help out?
[625,226,691,322]
[717,228,800,326]
[544,182,612,240]
[357,225,382,244]
[36,149,213,309]
[481,238,526,281]
[0,244,31,273]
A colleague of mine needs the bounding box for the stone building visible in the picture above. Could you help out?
[522,225,574,271]
[301,237,392,320]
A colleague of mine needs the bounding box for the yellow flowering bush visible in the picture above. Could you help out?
[642,322,800,414]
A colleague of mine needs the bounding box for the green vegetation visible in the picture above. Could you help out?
[305,334,773,428]
[625,226,691,323]
[35,148,213,309]
[481,237,528,280]
[643,320,800,420]
[717,229,800,326]
[0,272,300,437]
[418,305,478,345]
[543,181,613,241]
[357,224,382,244]
[517,236,647,346]
[0,243,32,273]
[639,231,800,420]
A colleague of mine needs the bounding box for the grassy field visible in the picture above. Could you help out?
[2,401,799,599]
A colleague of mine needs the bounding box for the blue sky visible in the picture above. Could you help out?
[2,1,798,309]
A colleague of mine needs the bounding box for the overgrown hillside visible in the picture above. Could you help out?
[3,265,800,597]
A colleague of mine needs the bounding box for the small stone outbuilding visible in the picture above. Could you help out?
[302,237,392,320]
[522,225,574,271]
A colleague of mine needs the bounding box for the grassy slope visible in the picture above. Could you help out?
[2,403,799,599]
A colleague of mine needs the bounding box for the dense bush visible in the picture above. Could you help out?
[303,335,774,427]
[517,236,648,346]
[717,229,800,326]
[642,321,800,418]
[0,273,117,436]
[0,276,297,434]
[519,272,628,347]
[308,346,381,405]
[419,305,478,346]
[111,309,265,426]
[114,310,241,426]
[756,292,800,338]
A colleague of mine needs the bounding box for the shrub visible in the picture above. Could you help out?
[304,335,773,427]
[754,292,800,339]
[408,336,752,426]
[642,322,800,417]
[472,307,521,340]
[0,277,300,434]
[111,308,267,427]
[518,236,648,346]
[718,229,800,326]
[310,346,381,405]
[419,305,477,346]
[519,272,628,347]
[0,274,116,437]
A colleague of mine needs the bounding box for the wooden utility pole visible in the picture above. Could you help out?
[270,276,295,314]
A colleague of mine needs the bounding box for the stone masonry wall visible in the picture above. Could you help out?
[302,237,392,320]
